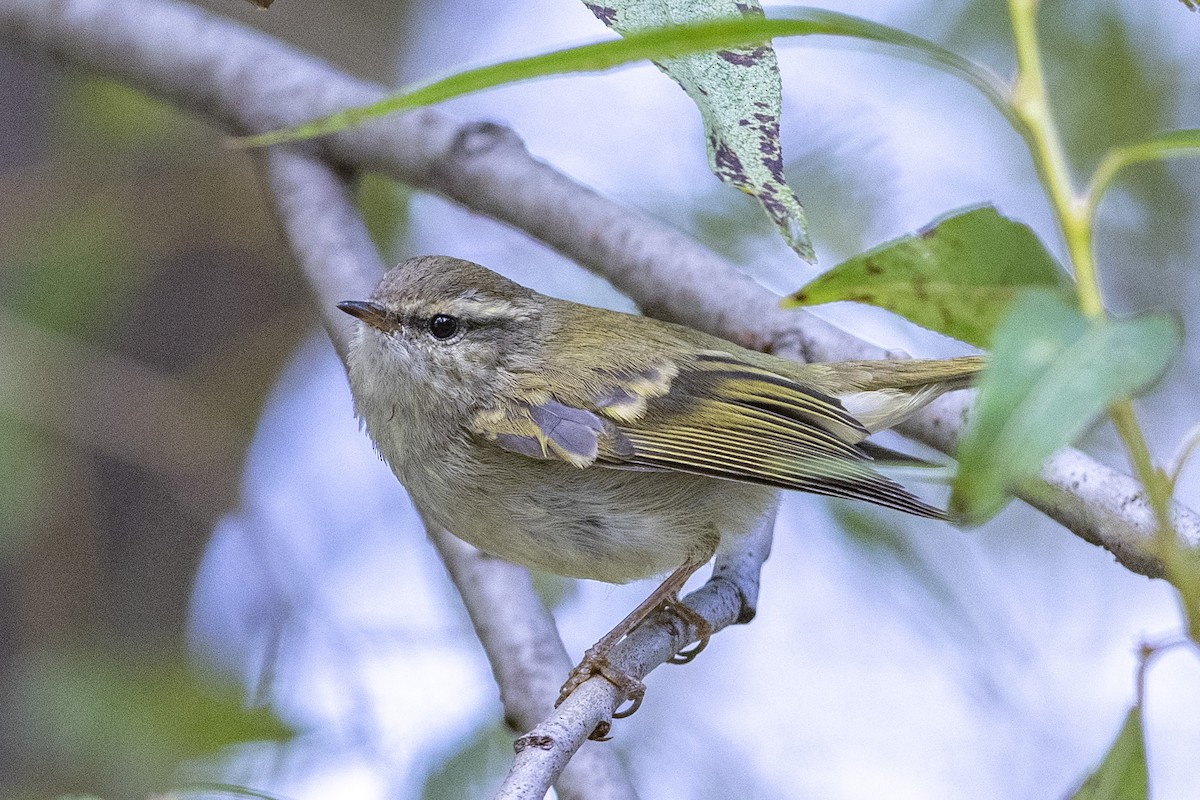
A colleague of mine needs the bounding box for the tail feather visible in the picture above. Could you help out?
[837,355,986,392]
[835,355,985,433]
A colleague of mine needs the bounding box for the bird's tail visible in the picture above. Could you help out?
[835,355,985,434]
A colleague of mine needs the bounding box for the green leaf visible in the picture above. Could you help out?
[231,7,1011,148]
[950,291,1181,525]
[782,207,1070,348]
[1068,706,1148,800]
[586,0,813,261]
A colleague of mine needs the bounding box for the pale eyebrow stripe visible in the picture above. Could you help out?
[404,296,533,322]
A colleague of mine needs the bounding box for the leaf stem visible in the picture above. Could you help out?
[1006,0,1103,318]
[1084,132,1200,221]
[1006,0,1198,639]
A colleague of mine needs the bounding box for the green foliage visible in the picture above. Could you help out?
[782,207,1069,348]
[16,647,291,794]
[63,78,176,148]
[1044,6,1176,175]
[1088,130,1200,210]
[356,172,410,264]
[1069,706,1149,800]
[3,197,143,338]
[0,423,55,557]
[1046,4,1194,265]
[951,292,1180,525]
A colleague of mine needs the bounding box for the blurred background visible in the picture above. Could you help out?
[1,0,1199,797]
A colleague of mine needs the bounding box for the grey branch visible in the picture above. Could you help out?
[259,148,639,798]
[423,514,646,800]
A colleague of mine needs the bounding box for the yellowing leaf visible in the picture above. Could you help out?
[783,207,1070,348]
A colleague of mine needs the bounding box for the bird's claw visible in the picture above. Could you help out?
[660,598,712,664]
[557,650,647,739]
[557,650,646,707]
[555,597,711,739]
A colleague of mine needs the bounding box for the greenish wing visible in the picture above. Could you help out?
[604,352,947,519]
[471,351,945,520]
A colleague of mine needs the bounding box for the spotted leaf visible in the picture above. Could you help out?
[783,206,1072,348]
[584,0,814,262]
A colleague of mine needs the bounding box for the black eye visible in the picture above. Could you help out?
[428,314,459,340]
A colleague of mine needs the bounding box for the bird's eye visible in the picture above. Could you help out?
[428,314,460,340]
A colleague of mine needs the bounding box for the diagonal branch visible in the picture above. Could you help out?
[3,0,1195,579]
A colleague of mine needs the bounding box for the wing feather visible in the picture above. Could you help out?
[606,354,945,518]
[470,351,947,519]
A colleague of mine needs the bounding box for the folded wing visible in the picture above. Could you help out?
[471,350,946,519]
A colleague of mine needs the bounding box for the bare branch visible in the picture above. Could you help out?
[424,518,641,800]
[4,0,1195,579]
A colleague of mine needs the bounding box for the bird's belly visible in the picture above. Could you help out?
[410,459,775,584]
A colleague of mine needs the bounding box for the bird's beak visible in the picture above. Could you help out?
[337,300,394,333]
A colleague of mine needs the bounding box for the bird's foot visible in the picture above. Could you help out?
[557,648,646,740]
[660,598,712,664]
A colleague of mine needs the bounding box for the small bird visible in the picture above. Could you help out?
[339,255,983,721]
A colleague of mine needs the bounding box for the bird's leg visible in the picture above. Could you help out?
[556,543,716,723]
